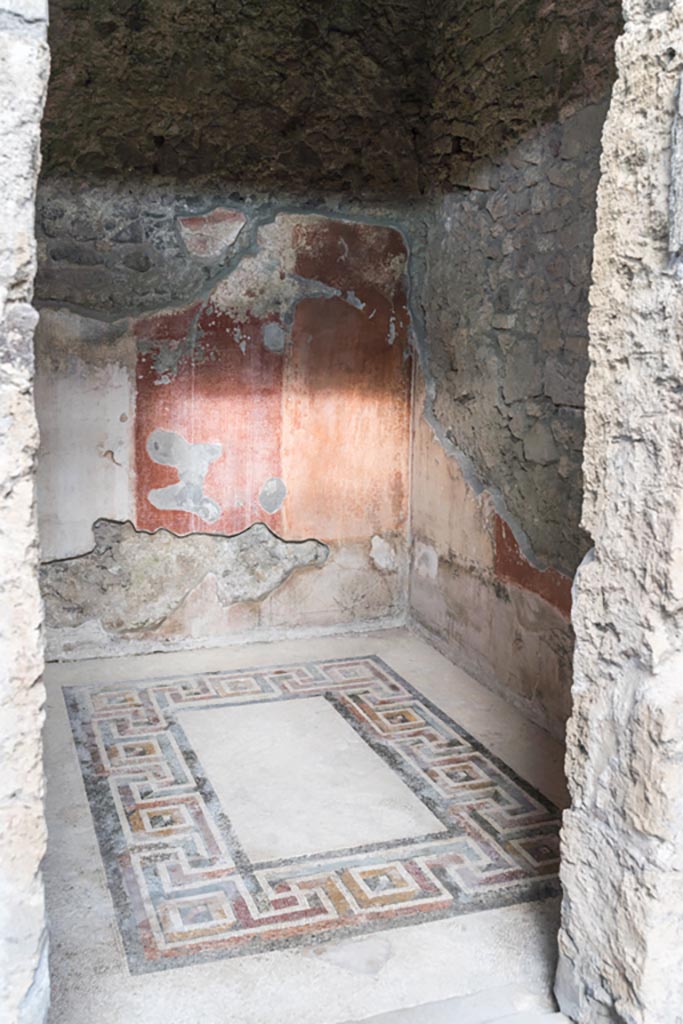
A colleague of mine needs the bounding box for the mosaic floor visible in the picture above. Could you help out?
[64,655,561,974]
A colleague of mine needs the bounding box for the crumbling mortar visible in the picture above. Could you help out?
[41,518,331,635]
[41,517,330,566]
[36,187,427,324]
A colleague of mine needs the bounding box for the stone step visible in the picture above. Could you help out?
[341,984,561,1024]
[488,1016,569,1024]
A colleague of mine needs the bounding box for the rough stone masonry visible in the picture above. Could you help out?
[408,0,622,739]
[0,2,50,1022]
[41,0,427,198]
[557,1,683,1021]
[421,0,622,575]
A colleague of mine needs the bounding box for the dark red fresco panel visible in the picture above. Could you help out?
[135,302,284,536]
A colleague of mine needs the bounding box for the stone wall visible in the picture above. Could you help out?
[411,107,606,735]
[557,2,683,1020]
[0,2,50,1022]
[426,0,621,186]
[409,0,621,734]
[36,185,414,659]
[422,105,607,574]
[419,0,621,573]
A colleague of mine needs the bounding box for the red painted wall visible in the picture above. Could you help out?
[134,215,411,544]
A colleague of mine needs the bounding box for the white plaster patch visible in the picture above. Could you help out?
[371,535,399,573]
[413,540,439,580]
[263,321,286,353]
[146,428,222,523]
[258,476,287,514]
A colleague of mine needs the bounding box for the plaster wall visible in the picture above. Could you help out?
[410,377,573,740]
[0,2,50,1021]
[36,191,412,660]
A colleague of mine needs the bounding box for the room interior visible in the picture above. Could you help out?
[32,1,622,1021]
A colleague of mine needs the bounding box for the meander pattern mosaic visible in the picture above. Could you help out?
[64,656,561,972]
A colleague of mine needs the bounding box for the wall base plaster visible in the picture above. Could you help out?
[41,520,329,633]
[41,521,408,663]
[410,382,573,741]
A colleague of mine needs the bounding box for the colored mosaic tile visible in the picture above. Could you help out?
[64,656,561,973]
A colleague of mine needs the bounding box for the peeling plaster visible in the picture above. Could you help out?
[178,207,246,260]
[37,199,416,660]
[211,216,341,327]
[146,428,222,524]
[370,535,399,573]
[259,477,287,514]
[41,519,329,635]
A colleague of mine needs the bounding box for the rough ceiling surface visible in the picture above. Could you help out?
[42,0,621,194]
[41,0,426,196]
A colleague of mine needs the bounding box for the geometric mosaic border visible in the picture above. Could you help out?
[64,655,561,973]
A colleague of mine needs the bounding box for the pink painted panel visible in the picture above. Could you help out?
[135,303,284,536]
[134,215,411,544]
[493,515,572,618]
[281,219,411,541]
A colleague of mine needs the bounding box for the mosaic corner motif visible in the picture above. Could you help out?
[63,656,562,974]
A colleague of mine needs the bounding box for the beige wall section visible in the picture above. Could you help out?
[42,531,406,663]
[0,2,50,1023]
[557,2,683,1021]
[410,376,573,740]
[35,309,135,560]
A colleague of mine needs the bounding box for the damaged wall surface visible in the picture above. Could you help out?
[36,199,412,659]
[410,376,573,738]
[426,0,621,183]
[0,2,50,1022]
[36,0,620,740]
[42,521,328,634]
[418,0,620,573]
[422,104,607,575]
[409,0,621,735]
